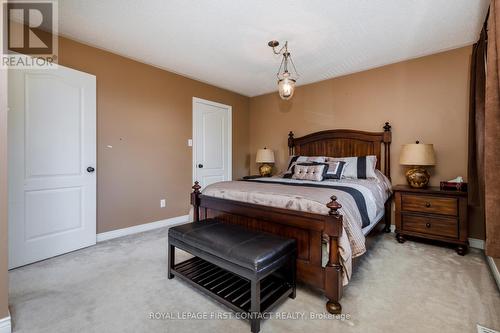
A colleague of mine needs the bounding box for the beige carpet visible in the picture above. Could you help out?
[8,227,500,333]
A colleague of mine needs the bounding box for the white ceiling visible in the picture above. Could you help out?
[59,0,490,97]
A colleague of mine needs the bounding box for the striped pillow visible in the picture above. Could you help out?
[325,156,377,179]
[324,161,347,179]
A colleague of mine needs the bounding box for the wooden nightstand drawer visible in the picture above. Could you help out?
[402,194,457,216]
[402,214,458,239]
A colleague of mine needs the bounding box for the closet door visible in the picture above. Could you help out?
[192,97,232,189]
[8,65,96,268]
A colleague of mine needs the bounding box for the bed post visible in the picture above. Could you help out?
[288,131,295,155]
[191,181,201,222]
[383,122,392,179]
[324,195,343,314]
[383,122,392,233]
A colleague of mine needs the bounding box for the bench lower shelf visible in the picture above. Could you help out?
[172,256,293,314]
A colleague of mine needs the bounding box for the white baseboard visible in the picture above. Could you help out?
[486,256,500,291]
[97,215,190,242]
[388,225,484,249]
[469,238,485,250]
[0,313,11,333]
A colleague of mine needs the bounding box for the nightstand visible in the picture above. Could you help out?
[241,175,270,180]
[393,185,468,255]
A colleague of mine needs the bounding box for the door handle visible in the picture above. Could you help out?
[198,164,203,168]
[87,166,95,173]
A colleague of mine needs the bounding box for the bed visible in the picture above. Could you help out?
[190,122,392,314]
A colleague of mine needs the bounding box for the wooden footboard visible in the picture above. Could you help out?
[191,182,345,313]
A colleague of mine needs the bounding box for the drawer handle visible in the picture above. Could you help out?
[425,202,431,208]
[426,223,431,228]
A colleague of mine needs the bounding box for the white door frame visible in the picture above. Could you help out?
[192,97,232,186]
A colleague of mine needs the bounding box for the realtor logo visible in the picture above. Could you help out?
[2,0,58,68]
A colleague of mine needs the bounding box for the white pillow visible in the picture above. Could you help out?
[325,155,377,179]
[292,163,327,181]
[283,155,325,178]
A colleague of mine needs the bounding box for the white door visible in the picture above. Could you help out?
[8,65,96,269]
[193,97,232,189]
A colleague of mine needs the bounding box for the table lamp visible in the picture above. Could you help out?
[256,148,275,177]
[399,141,436,188]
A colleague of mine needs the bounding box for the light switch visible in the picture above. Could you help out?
[188,139,193,147]
[160,199,166,208]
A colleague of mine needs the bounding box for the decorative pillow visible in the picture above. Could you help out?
[324,161,347,179]
[325,155,377,179]
[292,163,328,181]
[283,156,325,178]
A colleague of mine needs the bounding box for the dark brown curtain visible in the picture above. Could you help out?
[468,23,486,243]
[485,1,500,257]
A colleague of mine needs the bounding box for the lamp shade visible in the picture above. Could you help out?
[278,75,296,100]
[256,148,275,163]
[400,143,436,166]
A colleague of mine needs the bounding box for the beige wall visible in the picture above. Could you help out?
[58,37,250,233]
[249,47,481,237]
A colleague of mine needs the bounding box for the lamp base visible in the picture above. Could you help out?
[405,167,430,188]
[259,164,273,177]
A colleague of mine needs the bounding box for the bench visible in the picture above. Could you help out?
[168,219,296,333]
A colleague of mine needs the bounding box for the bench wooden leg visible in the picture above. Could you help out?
[250,279,261,333]
[289,254,296,299]
[168,244,175,279]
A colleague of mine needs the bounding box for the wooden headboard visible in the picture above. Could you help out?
[288,122,392,178]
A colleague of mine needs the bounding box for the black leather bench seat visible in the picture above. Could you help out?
[169,219,296,272]
[168,218,296,333]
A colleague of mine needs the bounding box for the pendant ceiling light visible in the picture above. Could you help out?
[268,40,299,100]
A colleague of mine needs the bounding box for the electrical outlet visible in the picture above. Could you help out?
[160,199,166,208]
